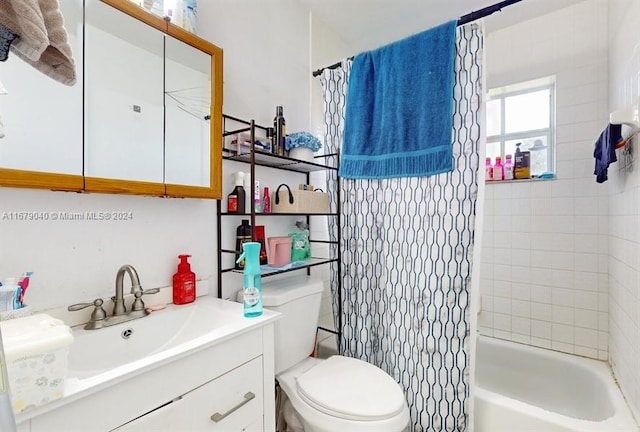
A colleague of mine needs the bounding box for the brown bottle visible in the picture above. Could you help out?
[227,172,246,213]
[235,220,252,269]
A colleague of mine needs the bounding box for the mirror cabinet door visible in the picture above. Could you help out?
[0,0,83,188]
[84,0,165,185]
[164,36,212,188]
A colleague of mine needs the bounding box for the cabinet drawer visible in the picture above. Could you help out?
[189,356,264,431]
[112,356,264,431]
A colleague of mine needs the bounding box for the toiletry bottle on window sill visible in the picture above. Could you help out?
[492,156,504,181]
[504,155,514,180]
[485,157,493,181]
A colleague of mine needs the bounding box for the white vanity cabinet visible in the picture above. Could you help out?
[22,325,276,432]
[112,357,264,431]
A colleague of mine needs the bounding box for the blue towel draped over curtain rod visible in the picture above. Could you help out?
[339,20,457,179]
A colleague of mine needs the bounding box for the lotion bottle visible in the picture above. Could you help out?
[236,242,263,317]
[173,254,196,304]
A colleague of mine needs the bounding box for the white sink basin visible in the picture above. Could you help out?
[66,297,257,380]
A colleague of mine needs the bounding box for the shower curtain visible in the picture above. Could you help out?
[320,23,483,432]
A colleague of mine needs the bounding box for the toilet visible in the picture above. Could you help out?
[258,276,410,432]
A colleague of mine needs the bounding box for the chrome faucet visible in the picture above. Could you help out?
[68,264,160,330]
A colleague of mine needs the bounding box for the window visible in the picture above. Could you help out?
[486,76,555,177]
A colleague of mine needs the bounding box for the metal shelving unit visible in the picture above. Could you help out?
[216,115,342,337]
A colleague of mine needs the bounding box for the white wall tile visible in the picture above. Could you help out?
[494,297,511,315]
[575,346,598,359]
[531,302,553,321]
[575,291,599,311]
[494,313,512,332]
[552,323,575,344]
[531,320,552,339]
[575,328,599,349]
[512,299,531,318]
[551,234,575,253]
[531,285,552,304]
[552,288,574,307]
[531,337,552,349]
[575,308,599,330]
[512,317,531,336]
[551,341,574,355]
[480,0,611,364]
[552,306,575,325]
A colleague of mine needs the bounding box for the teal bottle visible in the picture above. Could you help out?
[236,242,263,317]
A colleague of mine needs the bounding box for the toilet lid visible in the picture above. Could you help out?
[295,356,406,421]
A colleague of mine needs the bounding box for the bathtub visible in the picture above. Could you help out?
[474,336,638,432]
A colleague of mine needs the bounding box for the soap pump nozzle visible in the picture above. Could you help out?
[177,254,192,271]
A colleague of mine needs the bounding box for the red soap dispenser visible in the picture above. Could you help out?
[173,254,196,304]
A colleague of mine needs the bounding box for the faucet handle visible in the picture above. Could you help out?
[68,298,107,324]
[143,287,160,295]
[131,287,160,311]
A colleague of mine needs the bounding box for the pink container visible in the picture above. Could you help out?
[267,236,292,267]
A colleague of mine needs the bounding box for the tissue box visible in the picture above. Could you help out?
[0,314,74,413]
[271,185,329,214]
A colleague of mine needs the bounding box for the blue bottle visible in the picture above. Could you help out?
[236,242,263,317]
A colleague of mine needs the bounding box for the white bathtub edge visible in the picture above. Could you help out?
[475,336,639,432]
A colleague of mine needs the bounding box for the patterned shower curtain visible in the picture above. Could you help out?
[320,24,483,432]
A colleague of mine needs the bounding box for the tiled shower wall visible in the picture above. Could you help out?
[478,0,610,360]
[607,0,640,420]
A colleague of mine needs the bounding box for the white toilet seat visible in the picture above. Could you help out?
[277,356,410,432]
[296,355,407,421]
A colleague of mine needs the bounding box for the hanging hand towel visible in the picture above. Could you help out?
[0,0,77,85]
[339,20,457,179]
[593,123,623,183]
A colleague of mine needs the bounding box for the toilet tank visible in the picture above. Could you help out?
[261,276,324,374]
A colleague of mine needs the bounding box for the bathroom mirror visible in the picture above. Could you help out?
[0,0,222,197]
[84,0,165,185]
[0,0,84,190]
[164,35,212,187]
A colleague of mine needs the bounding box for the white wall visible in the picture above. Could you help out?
[198,0,311,130]
[478,0,610,360]
[0,0,315,321]
[198,0,324,302]
[607,0,640,420]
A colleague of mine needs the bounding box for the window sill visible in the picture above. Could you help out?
[485,176,555,184]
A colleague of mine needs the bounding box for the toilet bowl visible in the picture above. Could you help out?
[277,357,410,432]
[252,276,410,432]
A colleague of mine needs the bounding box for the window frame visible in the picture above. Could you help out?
[486,77,556,176]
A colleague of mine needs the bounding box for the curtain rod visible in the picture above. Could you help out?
[311,0,523,77]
